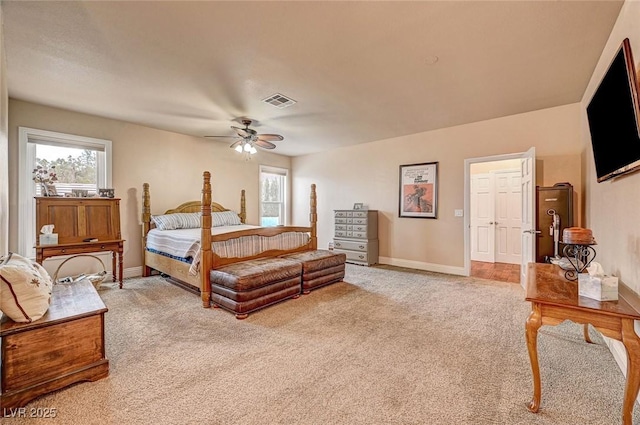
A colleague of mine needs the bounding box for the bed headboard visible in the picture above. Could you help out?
[141,183,247,238]
[164,200,235,215]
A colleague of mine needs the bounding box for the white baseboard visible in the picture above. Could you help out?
[378,257,466,276]
[122,266,143,279]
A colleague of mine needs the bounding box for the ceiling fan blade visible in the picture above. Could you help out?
[229,140,243,149]
[256,134,284,142]
[231,126,251,138]
[254,140,277,150]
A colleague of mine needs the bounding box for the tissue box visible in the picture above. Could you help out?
[578,274,618,301]
[39,233,58,245]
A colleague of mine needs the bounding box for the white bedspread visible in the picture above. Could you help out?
[146,225,259,259]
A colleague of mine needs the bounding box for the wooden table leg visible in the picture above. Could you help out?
[111,251,117,283]
[620,319,640,425]
[583,323,594,344]
[526,303,543,413]
[118,247,124,289]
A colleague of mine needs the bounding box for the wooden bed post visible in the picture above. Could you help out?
[201,172,213,308]
[310,184,317,249]
[142,183,152,277]
[240,189,246,224]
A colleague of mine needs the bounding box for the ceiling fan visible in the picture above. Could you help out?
[205,119,284,154]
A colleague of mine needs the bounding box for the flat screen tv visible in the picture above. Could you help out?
[586,38,640,183]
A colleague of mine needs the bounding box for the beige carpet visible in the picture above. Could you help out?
[4,264,639,425]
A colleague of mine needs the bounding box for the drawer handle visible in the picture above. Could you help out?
[359,255,364,259]
[335,243,341,247]
[100,245,105,249]
[359,245,364,249]
[61,249,66,253]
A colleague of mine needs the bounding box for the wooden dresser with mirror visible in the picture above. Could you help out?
[35,197,125,287]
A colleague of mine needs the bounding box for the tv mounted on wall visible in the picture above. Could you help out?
[586,38,640,183]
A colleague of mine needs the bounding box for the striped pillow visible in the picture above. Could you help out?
[212,211,242,227]
[152,212,201,230]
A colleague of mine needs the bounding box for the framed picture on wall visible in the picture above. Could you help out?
[399,162,438,219]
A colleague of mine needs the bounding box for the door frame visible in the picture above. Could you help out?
[463,151,533,277]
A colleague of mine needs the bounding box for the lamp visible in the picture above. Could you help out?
[235,138,258,158]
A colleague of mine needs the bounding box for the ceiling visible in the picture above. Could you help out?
[3,1,623,157]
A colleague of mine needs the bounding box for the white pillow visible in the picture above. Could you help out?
[0,253,53,323]
[152,212,201,230]
[212,211,242,227]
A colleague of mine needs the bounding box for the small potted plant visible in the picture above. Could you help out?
[32,165,58,196]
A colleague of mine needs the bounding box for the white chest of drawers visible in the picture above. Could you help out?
[333,209,378,266]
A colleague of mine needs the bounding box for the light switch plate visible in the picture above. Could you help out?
[454,209,463,217]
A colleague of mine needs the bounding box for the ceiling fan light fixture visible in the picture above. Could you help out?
[243,142,252,152]
[235,145,243,153]
[249,146,257,155]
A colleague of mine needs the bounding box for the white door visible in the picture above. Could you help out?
[470,173,495,262]
[494,170,522,264]
[520,147,537,287]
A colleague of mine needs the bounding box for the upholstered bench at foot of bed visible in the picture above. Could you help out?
[209,257,302,319]
[280,250,346,294]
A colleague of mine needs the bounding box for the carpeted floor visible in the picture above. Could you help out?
[3,264,638,425]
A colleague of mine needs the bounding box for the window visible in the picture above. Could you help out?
[259,166,288,227]
[18,127,112,257]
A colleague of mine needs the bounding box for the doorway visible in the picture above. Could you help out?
[470,166,521,265]
[463,149,537,286]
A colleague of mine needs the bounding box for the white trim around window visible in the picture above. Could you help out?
[259,165,289,227]
[18,127,112,258]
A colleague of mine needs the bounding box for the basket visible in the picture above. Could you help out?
[53,254,108,289]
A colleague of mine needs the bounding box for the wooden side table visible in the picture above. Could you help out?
[0,280,109,410]
[525,263,640,425]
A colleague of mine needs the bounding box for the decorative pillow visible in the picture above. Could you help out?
[212,211,242,227]
[0,252,53,323]
[152,212,201,230]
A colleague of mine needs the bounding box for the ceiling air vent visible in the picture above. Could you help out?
[262,93,297,109]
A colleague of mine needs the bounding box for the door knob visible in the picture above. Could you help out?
[489,222,494,225]
[523,229,542,234]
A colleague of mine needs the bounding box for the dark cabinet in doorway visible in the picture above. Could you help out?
[535,183,573,263]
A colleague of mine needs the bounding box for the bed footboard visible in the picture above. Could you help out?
[200,172,318,308]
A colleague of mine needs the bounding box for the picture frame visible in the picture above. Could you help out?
[353,203,364,210]
[44,184,58,197]
[99,188,115,198]
[399,162,438,219]
[72,189,89,198]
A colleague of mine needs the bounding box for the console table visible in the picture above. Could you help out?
[525,263,640,425]
[1,280,109,409]
[35,197,124,288]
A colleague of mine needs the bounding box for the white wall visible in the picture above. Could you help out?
[8,99,291,274]
[582,0,640,297]
[0,4,8,255]
[292,103,583,274]
[580,0,640,388]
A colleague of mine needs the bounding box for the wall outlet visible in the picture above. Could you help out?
[454,209,463,217]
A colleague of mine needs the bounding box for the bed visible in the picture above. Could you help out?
[141,171,317,308]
